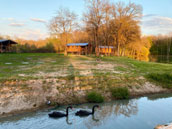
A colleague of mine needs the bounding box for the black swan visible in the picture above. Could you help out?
[75,105,99,116]
[48,106,72,118]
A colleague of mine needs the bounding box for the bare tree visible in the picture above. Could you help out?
[49,7,78,46]
[101,0,113,46]
[83,0,105,55]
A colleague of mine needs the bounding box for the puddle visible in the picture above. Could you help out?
[22,62,29,65]
[18,74,26,77]
[37,62,44,64]
[5,63,12,65]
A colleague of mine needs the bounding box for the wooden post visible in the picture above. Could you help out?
[86,46,88,55]
[64,46,67,56]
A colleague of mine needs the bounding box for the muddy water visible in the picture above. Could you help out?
[0,94,172,129]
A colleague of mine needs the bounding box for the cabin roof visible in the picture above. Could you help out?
[67,43,89,46]
[99,46,114,49]
[0,40,17,44]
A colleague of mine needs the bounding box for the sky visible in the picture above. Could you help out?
[0,0,172,40]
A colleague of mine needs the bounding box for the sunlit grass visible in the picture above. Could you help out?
[146,73,172,89]
[1,53,172,89]
[0,53,69,81]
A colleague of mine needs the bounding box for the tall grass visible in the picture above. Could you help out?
[86,91,104,103]
[146,73,172,88]
[111,87,129,99]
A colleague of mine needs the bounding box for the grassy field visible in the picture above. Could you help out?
[0,53,172,88]
[0,53,69,81]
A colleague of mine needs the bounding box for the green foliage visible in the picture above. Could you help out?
[111,87,129,99]
[66,74,75,80]
[87,91,104,103]
[0,53,68,81]
[146,73,172,88]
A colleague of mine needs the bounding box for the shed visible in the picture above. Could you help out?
[98,46,114,55]
[0,40,17,53]
[66,43,91,55]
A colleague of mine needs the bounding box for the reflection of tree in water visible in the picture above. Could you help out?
[84,114,102,129]
[147,93,172,101]
[0,111,37,124]
[84,99,138,129]
[114,99,138,117]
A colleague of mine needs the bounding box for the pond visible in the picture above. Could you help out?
[149,55,172,63]
[0,94,172,129]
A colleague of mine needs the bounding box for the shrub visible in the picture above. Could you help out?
[87,91,104,103]
[111,87,129,99]
[66,74,75,80]
[146,73,172,88]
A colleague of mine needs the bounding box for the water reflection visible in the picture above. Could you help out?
[92,115,99,122]
[149,55,172,63]
[0,111,37,124]
[81,99,138,129]
[147,93,172,101]
[1,94,172,129]
[66,116,72,125]
[114,99,138,117]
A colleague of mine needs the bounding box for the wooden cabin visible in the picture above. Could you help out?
[66,43,91,55]
[0,40,17,53]
[97,46,114,55]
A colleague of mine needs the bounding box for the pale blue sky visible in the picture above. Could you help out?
[0,0,172,40]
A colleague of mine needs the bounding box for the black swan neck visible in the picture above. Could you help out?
[66,107,69,116]
[92,106,96,114]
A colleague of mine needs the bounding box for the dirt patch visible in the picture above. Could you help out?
[33,70,69,78]
[130,82,169,96]
[70,59,124,76]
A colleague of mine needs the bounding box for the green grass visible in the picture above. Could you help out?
[111,87,129,99]
[86,91,104,103]
[1,53,172,90]
[146,73,172,88]
[0,53,69,82]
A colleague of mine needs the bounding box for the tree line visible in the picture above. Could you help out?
[49,0,151,61]
[1,0,156,61]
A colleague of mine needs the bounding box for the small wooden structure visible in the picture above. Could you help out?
[97,46,114,55]
[0,40,17,53]
[66,43,91,55]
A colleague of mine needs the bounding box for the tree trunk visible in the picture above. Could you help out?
[167,38,171,63]
[117,42,120,56]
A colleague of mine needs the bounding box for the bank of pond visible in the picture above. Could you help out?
[0,93,172,129]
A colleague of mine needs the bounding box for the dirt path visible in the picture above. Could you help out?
[69,55,122,76]
[69,56,94,76]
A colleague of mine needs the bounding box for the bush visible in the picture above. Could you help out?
[146,73,172,88]
[66,74,75,80]
[111,87,129,99]
[87,91,104,103]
